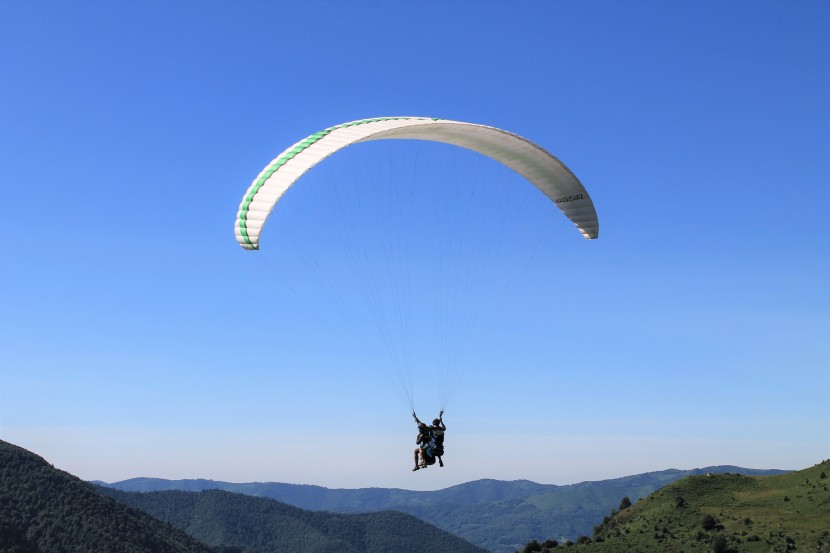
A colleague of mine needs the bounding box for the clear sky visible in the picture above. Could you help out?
[1,1,828,491]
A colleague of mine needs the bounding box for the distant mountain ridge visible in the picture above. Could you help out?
[102,466,788,553]
[103,477,555,508]
[98,487,487,553]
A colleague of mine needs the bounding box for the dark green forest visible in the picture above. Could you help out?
[0,518,39,553]
[0,440,216,553]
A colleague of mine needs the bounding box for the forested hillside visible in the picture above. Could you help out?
[1,439,486,553]
[0,440,217,553]
[98,487,488,553]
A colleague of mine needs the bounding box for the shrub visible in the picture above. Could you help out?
[618,496,632,510]
[702,515,717,531]
[541,540,557,549]
[522,539,542,553]
[711,535,728,553]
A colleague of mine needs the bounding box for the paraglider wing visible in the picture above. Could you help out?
[235,116,599,250]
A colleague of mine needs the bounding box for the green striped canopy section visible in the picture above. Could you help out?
[235,117,599,250]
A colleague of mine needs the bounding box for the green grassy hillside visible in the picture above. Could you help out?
[527,460,830,553]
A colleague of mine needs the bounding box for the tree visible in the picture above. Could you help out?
[522,539,542,553]
[618,497,632,510]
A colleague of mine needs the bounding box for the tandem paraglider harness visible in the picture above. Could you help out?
[418,428,443,459]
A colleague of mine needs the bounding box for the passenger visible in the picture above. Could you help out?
[412,420,433,470]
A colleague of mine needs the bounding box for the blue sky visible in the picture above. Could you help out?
[1,1,828,491]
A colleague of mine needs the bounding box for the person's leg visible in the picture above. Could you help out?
[413,448,421,470]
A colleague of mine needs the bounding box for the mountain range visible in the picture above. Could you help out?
[4,437,822,553]
[100,466,789,553]
[0,439,484,553]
